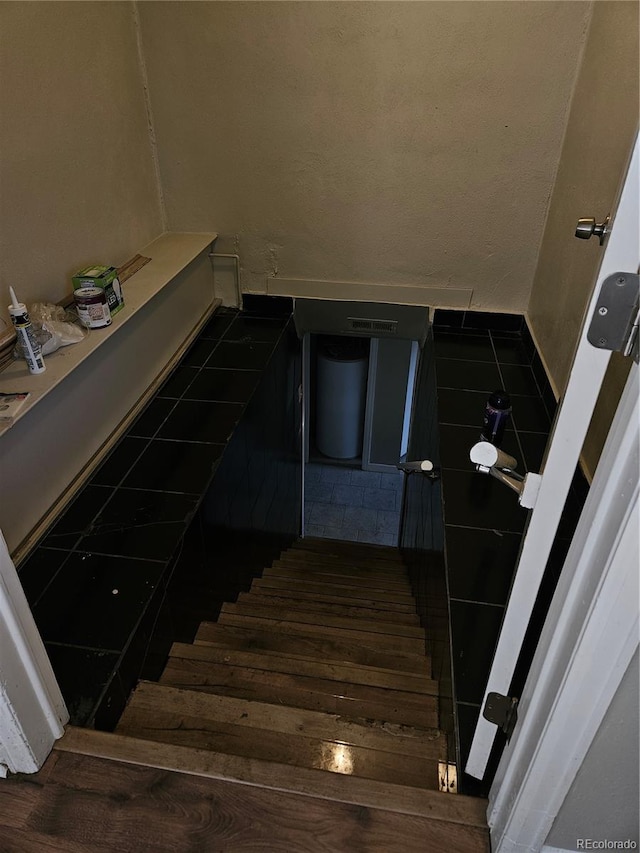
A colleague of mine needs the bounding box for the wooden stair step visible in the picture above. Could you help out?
[266,563,413,592]
[57,727,490,841]
[119,703,440,791]
[117,683,443,789]
[216,612,425,655]
[247,583,419,615]
[159,656,438,728]
[236,590,420,625]
[274,558,410,583]
[222,601,425,639]
[166,641,437,695]
[292,537,406,562]
[120,682,444,759]
[252,575,416,605]
[283,541,405,560]
[270,556,410,582]
[278,550,408,575]
[195,622,430,675]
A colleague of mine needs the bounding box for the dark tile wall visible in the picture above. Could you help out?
[432,309,589,796]
[17,301,301,730]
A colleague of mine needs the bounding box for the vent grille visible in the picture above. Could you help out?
[348,317,398,334]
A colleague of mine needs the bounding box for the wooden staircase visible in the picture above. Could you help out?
[53,538,489,851]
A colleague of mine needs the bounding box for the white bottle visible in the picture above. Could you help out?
[8,286,45,374]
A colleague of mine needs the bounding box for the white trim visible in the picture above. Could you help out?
[301,332,310,536]
[400,341,419,459]
[0,531,68,774]
[466,134,640,778]
[488,363,639,852]
[302,332,311,467]
[361,338,379,471]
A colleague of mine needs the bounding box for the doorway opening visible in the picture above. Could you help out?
[295,300,429,547]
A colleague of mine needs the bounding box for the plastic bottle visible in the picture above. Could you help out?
[8,287,46,374]
[481,390,511,446]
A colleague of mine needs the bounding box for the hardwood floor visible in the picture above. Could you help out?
[1,749,488,853]
[0,538,489,852]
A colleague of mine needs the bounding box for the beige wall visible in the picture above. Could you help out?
[0,2,164,326]
[527,2,638,474]
[138,1,590,311]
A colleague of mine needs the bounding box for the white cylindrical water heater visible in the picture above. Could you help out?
[316,336,369,459]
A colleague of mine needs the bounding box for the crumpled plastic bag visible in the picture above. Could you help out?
[14,302,86,358]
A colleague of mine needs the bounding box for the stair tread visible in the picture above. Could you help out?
[253,575,416,605]
[166,641,437,694]
[278,551,408,574]
[120,682,442,756]
[120,705,441,790]
[245,578,419,619]
[293,538,405,560]
[158,657,438,727]
[216,613,425,655]
[195,623,430,675]
[58,726,489,830]
[118,685,442,790]
[268,562,412,590]
[222,601,425,638]
[236,591,420,624]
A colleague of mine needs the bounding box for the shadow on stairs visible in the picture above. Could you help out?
[6,538,490,852]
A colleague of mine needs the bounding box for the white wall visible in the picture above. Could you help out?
[0,2,164,322]
[526,1,639,476]
[138,1,590,312]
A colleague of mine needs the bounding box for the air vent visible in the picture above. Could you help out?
[348,317,398,334]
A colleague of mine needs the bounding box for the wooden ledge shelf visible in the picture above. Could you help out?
[0,232,217,436]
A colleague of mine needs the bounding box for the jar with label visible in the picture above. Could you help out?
[74,287,111,329]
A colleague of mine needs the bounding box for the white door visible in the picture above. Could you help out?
[0,530,68,775]
[466,134,639,779]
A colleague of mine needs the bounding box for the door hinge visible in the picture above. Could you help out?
[438,761,458,794]
[483,692,519,739]
[588,272,640,363]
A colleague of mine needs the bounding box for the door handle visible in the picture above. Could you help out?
[397,460,440,478]
[575,215,610,246]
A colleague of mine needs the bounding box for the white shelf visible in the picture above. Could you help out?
[0,232,217,435]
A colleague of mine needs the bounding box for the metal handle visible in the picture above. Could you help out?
[397,460,440,479]
[575,215,610,246]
